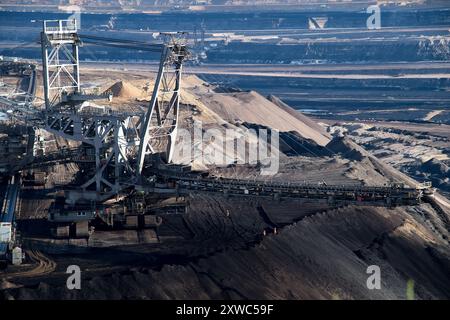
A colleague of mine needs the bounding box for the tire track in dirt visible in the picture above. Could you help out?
[5,250,56,280]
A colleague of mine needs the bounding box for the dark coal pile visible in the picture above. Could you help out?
[3,199,450,299]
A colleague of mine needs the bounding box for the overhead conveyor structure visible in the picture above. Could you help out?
[1,19,432,212]
[38,19,189,199]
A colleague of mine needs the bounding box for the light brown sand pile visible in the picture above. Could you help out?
[201,90,331,146]
[104,81,142,98]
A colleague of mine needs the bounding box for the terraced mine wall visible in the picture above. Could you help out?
[1,8,450,63]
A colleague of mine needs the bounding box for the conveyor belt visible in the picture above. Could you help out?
[156,170,423,207]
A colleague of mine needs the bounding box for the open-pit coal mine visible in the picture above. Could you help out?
[0,1,449,305]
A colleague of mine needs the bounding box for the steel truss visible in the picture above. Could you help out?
[40,20,188,198]
[45,106,141,194]
[137,33,187,175]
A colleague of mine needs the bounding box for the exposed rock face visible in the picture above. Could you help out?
[421,159,449,176]
[327,136,421,188]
